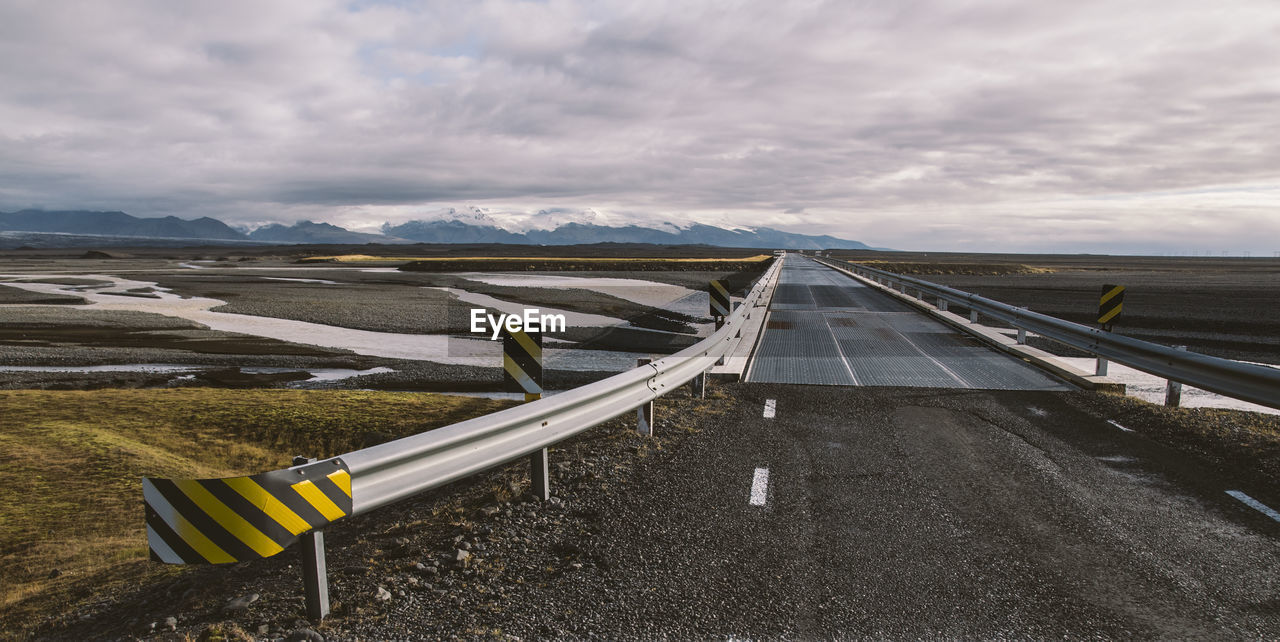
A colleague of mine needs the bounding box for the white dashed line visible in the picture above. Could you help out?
[1107,419,1134,432]
[749,468,770,506]
[763,399,776,418]
[1226,490,1280,523]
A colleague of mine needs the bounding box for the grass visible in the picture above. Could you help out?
[299,254,773,263]
[0,388,516,636]
[859,261,1055,276]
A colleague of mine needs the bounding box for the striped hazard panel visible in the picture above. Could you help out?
[143,458,352,564]
[502,328,542,395]
[709,280,731,317]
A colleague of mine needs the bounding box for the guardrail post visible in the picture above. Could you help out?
[293,456,330,622]
[530,448,550,501]
[637,358,654,435]
[1165,346,1187,407]
[938,298,948,312]
[969,309,979,323]
[1096,356,1108,376]
[688,370,706,399]
[1017,307,1028,344]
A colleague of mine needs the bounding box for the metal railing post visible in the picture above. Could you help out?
[969,309,979,323]
[938,298,948,311]
[1096,357,1108,376]
[530,448,550,501]
[293,456,329,622]
[1017,307,1028,344]
[1165,346,1187,407]
[637,358,654,435]
[688,370,706,399]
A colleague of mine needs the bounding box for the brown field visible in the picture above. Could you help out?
[0,389,517,636]
[827,250,1280,364]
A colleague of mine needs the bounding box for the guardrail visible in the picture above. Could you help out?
[143,255,783,619]
[816,257,1280,411]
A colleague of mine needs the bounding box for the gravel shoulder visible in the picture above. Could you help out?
[29,384,1280,641]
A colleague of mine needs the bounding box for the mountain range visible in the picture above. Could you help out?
[0,209,876,250]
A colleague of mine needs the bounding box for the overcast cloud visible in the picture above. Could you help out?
[1,0,1278,253]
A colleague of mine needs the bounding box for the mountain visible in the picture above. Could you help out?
[0,209,244,240]
[0,209,876,250]
[248,221,404,244]
[382,219,873,250]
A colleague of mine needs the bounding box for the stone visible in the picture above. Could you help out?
[285,629,325,642]
[225,593,259,611]
[375,586,392,602]
[164,616,178,631]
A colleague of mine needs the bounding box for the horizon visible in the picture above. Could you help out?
[2,2,1278,255]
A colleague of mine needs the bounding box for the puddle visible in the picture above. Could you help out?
[1097,455,1137,463]
[427,286,623,328]
[261,277,339,285]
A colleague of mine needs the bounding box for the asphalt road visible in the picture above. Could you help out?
[527,384,1280,639]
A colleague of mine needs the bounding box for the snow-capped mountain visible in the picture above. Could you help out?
[0,208,877,250]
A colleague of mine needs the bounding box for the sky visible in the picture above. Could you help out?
[2,0,1278,254]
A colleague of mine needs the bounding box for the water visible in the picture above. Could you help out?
[0,364,396,382]
[0,274,658,371]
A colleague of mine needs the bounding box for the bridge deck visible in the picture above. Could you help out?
[745,255,1069,389]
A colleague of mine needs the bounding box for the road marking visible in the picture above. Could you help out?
[820,315,860,385]
[1226,490,1280,523]
[1107,419,1134,432]
[749,468,770,506]
[881,323,973,389]
[763,399,776,418]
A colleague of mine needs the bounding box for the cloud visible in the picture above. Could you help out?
[1,0,1278,253]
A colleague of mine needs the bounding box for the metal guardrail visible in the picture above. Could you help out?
[343,255,782,513]
[143,255,784,618]
[817,257,1280,410]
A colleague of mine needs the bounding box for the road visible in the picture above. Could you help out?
[515,255,1280,638]
[548,384,1280,638]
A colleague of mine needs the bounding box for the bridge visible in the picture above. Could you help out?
[135,253,1280,639]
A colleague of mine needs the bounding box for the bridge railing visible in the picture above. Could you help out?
[817,257,1280,411]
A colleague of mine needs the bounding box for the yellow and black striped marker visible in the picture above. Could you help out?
[143,458,352,565]
[1098,284,1125,326]
[709,280,731,318]
[503,328,542,401]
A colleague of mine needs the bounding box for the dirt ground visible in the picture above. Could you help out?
[827,250,1280,365]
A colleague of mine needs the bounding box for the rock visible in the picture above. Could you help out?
[164,616,178,631]
[257,624,271,636]
[225,593,259,611]
[459,541,472,551]
[285,629,325,642]
[480,505,500,517]
[454,549,472,564]
[375,586,392,602]
[47,568,62,579]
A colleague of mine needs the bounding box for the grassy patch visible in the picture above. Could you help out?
[0,388,516,636]
[859,261,1054,276]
